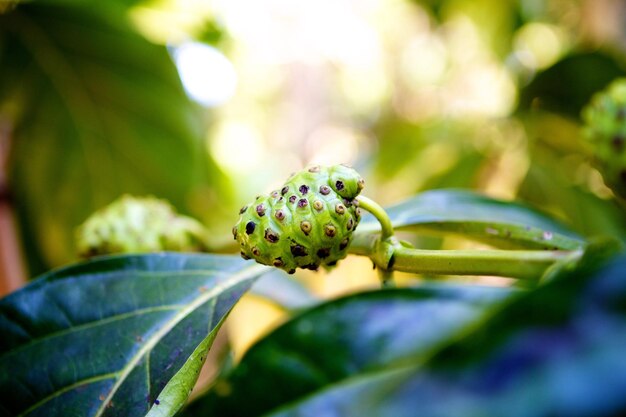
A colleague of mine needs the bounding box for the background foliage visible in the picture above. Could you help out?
[0,0,225,275]
[1,0,625,276]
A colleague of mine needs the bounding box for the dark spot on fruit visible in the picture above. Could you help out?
[255,195,262,200]
[239,205,248,214]
[612,135,624,152]
[335,203,345,214]
[291,244,308,257]
[300,221,312,235]
[303,263,319,271]
[256,204,266,217]
[327,260,338,267]
[298,198,308,208]
[275,210,285,221]
[313,200,324,211]
[232,226,238,240]
[308,166,320,173]
[155,400,160,405]
[273,258,284,267]
[335,180,345,191]
[357,177,365,190]
[347,217,354,230]
[299,184,309,195]
[265,229,279,243]
[324,224,336,237]
[252,247,261,257]
[271,190,280,198]
[356,208,362,218]
[281,186,289,195]
[288,269,296,275]
[289,195,297,203]
[320,185,331,195]
[340,237,349,250]
[240,251,250,260]
[246,221,256,234]
[317,248,330,258]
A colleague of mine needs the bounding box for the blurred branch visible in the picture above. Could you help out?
[0,118,26,296]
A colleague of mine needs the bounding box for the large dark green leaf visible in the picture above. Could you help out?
[247,247,626,417]
[182,283,513,417]
[356,189,584,250]
[0,253,268,417]
[0,3,223,274]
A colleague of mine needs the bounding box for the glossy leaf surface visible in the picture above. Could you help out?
[0,253,267,417]
[357,189,584,250]
[258,251,626,417]
[182,284,513,417]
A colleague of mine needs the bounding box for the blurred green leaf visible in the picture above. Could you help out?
[356,190,585,250]
[517,116,626,241]
[0,3,221,274]
[181,284,513,417]
[0,253,267,417]
[373,118,484,188]
[520,163,626,241]
[227,246,625,417]
[519,51,626,119]
[422,152,484,190]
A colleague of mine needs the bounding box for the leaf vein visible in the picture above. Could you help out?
[92,263,266,417]
[17,372,118,417]
[0,305,184,360]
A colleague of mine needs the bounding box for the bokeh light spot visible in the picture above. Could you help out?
[174,42,237,107]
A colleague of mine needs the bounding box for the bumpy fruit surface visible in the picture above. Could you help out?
[76,195,209,258]
[233,165,365,274]
[582,78,626,198]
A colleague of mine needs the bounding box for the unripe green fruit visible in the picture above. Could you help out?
[581,78,626,198]
[76,195,209,258]
[233,165,364,273]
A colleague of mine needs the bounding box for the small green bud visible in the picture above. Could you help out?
[582,78,626,198]
[75,195,209,258]
[233,165,364,273]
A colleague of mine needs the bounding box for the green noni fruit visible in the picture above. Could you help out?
[76,195,209,258]
[582,78,626,198]
[233,165,365,274]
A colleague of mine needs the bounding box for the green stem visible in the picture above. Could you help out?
[356,195,398,286]
[392,246,580,280]
[378,269,396,288]
[357,196,394,240]
[348,233,581,280]
[352,195,581,280]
